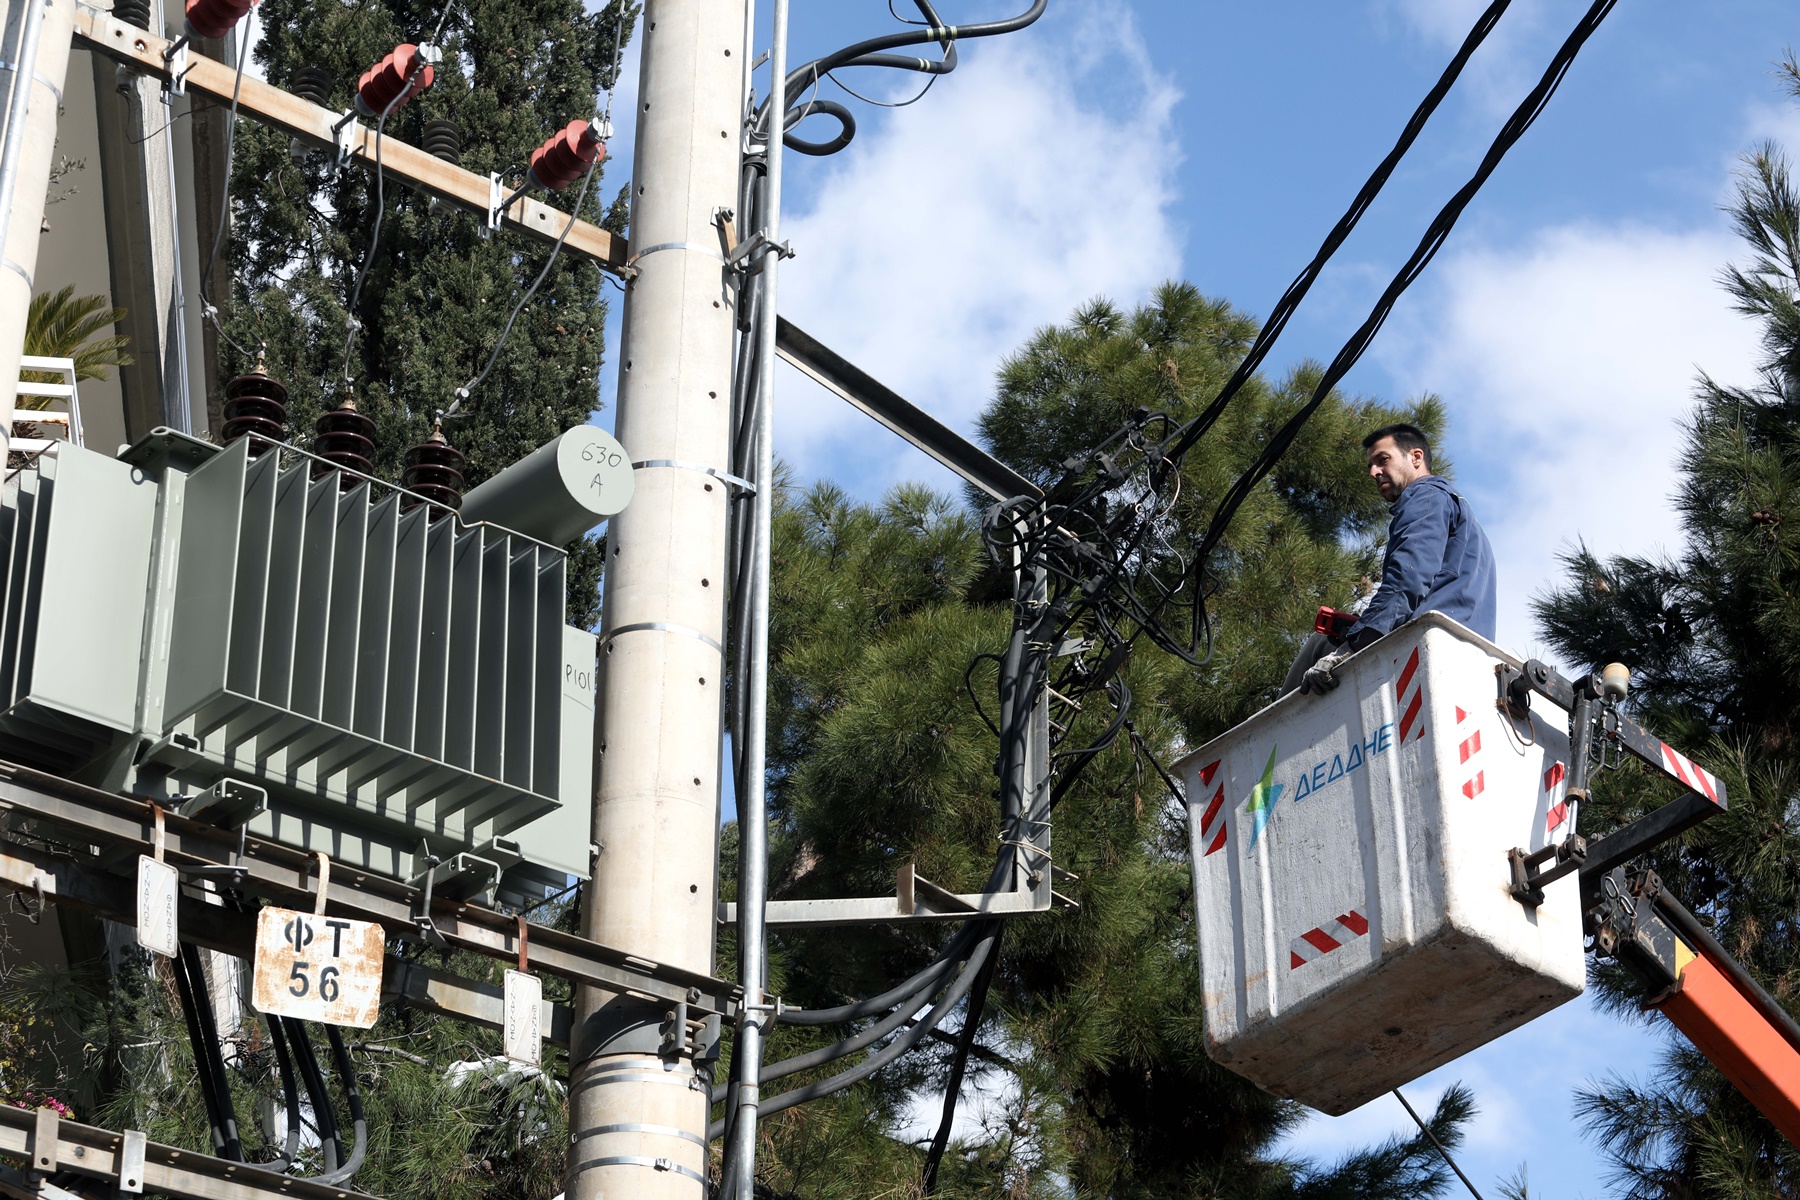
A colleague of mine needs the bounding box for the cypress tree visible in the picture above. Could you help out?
[1532,57,1800,1198]
[731,282,1483,1197]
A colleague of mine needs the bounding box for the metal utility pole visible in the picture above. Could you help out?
[0,0,78,458]
[729,0,784,1192]
[569,2,748,1197]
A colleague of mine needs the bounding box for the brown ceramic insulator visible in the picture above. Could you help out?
[401,423,465,512]
[312,398,377,488]
[221,354,288,456]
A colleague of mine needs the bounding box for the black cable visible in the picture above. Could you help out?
[1162,0,1515,464]
[262,1015,303,1168]
[283,1019,343,1173]
[1393,1088,1485,1200]
[179,944,246,1162]
[309,1027,368,1183]
[921,923,1002,1195]
[169,947,234,1160]
[1190,0,1620,572]
[338,62,423,390]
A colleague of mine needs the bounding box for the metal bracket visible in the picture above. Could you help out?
[136,730,204,772]
[726,229,795,274]
[409,851,501,946]
[117,1129,146,1194]
[1506,835,1587,909]
[333,109,359,167]
[486,170,510,233]
[175,780,267,881]
[161,39,188,97]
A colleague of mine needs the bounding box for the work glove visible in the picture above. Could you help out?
[1300,647,1350,695]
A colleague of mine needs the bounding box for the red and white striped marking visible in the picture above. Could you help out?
[1289,909,1370,970]
[1395,647,1427,744]
[1456,705,1484,799]
[1543,760,1570,832]
[1659,742,1721,804]
[1196,759,1227,857]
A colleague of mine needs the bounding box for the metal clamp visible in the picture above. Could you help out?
[725,229,795,274]
[630,459,756,495]
[162,39,189,97]
[332,110,359,167]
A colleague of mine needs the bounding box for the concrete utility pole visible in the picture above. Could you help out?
[0,0,78,459]
[569,2,747,1197]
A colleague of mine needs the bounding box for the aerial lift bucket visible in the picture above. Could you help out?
[1177,613,1586,1114]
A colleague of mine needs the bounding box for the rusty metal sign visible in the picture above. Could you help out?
[251,906,385,1028]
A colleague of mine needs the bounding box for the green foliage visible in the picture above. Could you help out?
[736,282,1474,1197]
[21,285,133,390]
[217,0,635,625]
[1532,66,1800,1199]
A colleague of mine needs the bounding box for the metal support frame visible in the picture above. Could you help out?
[1497,657,1728,908]
[0,761,740,1017]
[0,1103,360,1200]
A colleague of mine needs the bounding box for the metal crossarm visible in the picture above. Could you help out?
[0,761,739,1017]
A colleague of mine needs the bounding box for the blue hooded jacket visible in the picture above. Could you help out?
[1347,474,1496,649]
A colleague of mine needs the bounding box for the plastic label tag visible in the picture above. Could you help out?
[251,906,384,1028]
[136,855,179,958]
[503,969,542,1065]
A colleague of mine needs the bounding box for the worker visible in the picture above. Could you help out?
[1284,423,1497,695]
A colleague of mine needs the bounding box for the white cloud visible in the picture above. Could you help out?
[774,6,1183,494]
[1376,221,1761,663]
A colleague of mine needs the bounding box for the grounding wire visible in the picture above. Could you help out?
[1189,0,1620,576]
[338,61,423,391]
[444,0,627,417]
[1160,0,1514,465]
[442,155,598,416]
[197,22,259,360]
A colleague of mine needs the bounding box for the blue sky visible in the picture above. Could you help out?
[590,2,1798,1193]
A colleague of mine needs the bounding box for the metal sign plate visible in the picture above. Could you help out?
[503,969,542,1065]
[251,906,385,1028]
[136,855,178,958]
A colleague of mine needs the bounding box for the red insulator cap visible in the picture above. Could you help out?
[184,0,253,40]
[355,44,435,118]
[527,120,604,192]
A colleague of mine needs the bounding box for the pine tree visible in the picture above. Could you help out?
[731,283,1483,1197]
[1532,57,1800,1198]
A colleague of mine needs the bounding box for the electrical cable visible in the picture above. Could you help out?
[283,1018,344,1173]
[1393,1088,1485,1200]
[710,923,1001,1136]
[306,1026,369,1183]
[1188,0,1620,577]
[338,59,425,390]
[262,1014,303,1168]
[1160,0,1514,466]
[442,156,599,416]
[170,945,239,1161]
[752,0,1045,157]
[196,21,260,360]
[920,922,1002,1195]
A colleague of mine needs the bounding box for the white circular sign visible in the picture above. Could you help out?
[555,427,635,519]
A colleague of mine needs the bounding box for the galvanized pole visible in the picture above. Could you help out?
[568,2,748,1198]
[0,0,77,456]
[730,0,785,1193]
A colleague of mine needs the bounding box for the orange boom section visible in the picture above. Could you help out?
[1649,948,1800,1143]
